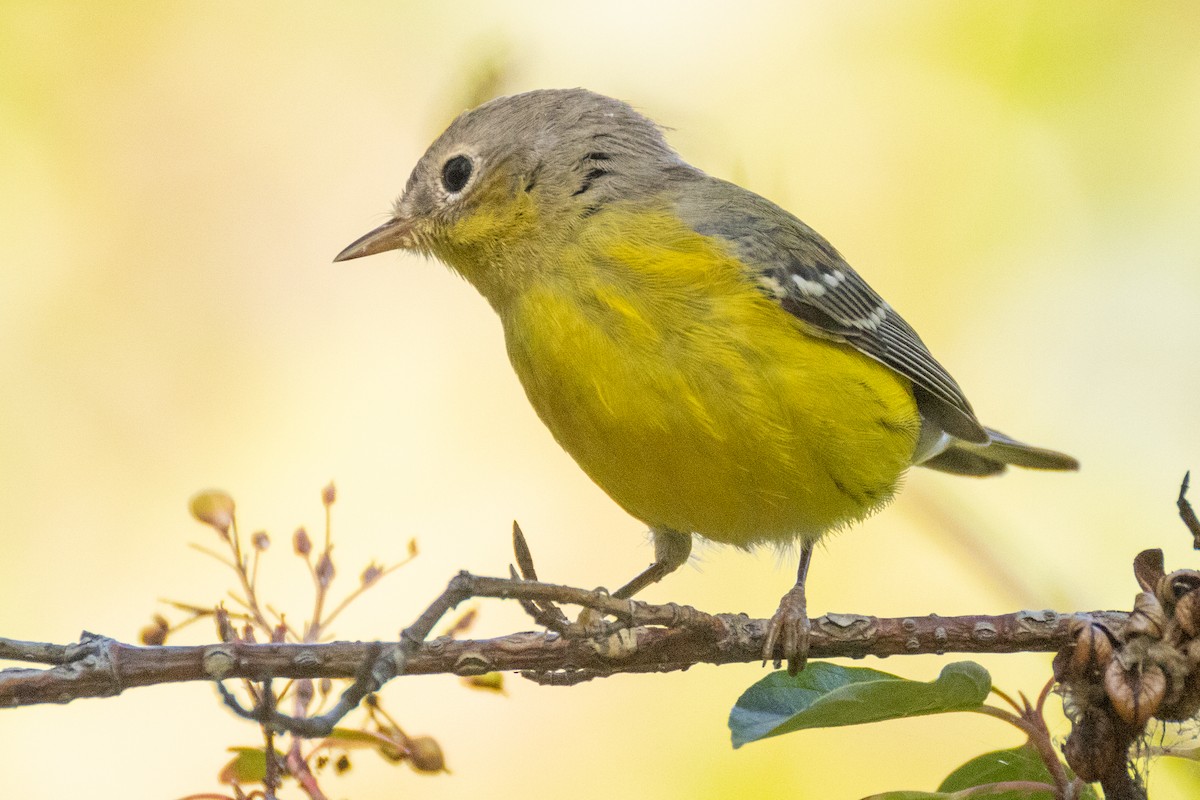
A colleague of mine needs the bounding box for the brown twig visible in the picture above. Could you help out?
[970,676,1085,800]
[509,522,570,632]
[261,681,281,800]
[285,742,328,800]
[1022,680,1074,799]
[215,642,390,737]
[319,556,416,633]
[1179,472,1200,549]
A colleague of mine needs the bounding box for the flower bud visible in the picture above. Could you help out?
[1068,621,1116,677]
[139,614,170,646]
[407,736,447,774]
[1167,570,1200,607]
[295,678,314,713]
[293,527,312,556]
[215,607,236,643]
[189,490,235,538]
[1175,588,1200,638]
[1104,655,1165,726]
[1133,548,1165,593]
[316,552,335,588]
[1126,592,1167,640]
[361,562,383,587]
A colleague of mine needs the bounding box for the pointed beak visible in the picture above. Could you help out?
[333,214,419,262]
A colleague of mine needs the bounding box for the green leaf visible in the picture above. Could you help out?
[729,661,990,748]
[865,791,1054,799]
[938,743,1098,800]
[218,746,282,785]
[325,727,387,748]
[938,744,1054,800]
[324,726,409,763]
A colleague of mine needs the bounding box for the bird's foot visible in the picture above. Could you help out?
[762,583,810,675]
[575,606,606,635]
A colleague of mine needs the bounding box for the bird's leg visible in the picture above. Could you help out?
[612,527,692,599]
[573,528,691,638]
[763,542,814,675]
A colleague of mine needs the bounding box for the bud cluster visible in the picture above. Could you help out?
[1054,548,1200,783]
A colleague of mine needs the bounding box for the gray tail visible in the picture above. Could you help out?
[919,427,1079,477]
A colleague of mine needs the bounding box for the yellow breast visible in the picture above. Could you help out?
[499,208,919,547]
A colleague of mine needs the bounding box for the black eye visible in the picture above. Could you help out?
[441,155,473,193]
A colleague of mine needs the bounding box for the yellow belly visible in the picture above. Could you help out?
[499,217,919,548]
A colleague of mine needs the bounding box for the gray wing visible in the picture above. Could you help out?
[670,170,988,444]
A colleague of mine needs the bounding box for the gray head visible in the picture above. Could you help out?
[335,89,686,264]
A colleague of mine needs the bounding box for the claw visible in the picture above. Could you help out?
[763,583,810,674]
[762,542,814,675]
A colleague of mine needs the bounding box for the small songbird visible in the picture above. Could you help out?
[335,88,1078,673]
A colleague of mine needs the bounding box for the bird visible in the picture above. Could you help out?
[335,88,1078,674]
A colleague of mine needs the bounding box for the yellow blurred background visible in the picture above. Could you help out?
[2,2,1199,797]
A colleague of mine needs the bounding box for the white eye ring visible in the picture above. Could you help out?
[441,154,474,194]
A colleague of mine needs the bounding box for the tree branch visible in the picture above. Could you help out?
[0,571,1129,710]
